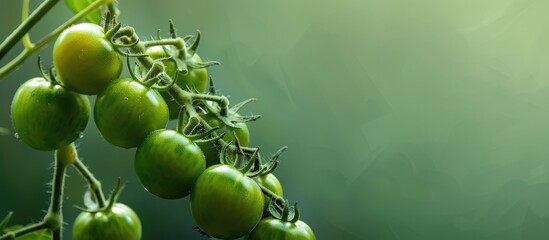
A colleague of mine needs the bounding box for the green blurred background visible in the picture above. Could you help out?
[2,0,549,239]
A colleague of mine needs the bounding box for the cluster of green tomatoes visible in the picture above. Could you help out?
[9,16,315,240]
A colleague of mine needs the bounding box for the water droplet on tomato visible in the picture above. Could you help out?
[14,132,19,139]
[78,132,84,138]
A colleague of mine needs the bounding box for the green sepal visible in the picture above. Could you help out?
[0,212,13,232]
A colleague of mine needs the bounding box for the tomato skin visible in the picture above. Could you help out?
[198,112,250,167]
[144,46,209,119]
[244,217,316,240]
[53,23,122,95]
[135,129,206,199]
[11,78,90,151]
[190,164,264,239]
[94,78,168,148]
[255,173,283,214]
[72,203,141,240]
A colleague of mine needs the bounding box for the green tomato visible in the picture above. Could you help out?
[255,173,283,215]
[72,203,141,240]
[53,23,122,95]
[11,78,90,151]
[190,164,264,239]
[143,46,209,119]
[94,78,168,148]
[135,129,206,199]
[244,217,316,240]
[198,112,250,167]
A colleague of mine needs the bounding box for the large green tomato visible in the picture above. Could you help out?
[144,46,209,119]
[72,203,141,240]
[94,78,168,148]
[190,164,264,239]
[11,78,90,151]
[53,23,122,95]
[135,129,206,199]
[198,112,250,167]
[244,217,316,240]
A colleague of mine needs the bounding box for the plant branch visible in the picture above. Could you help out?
[142,38,185,49]
[73,158,107,208]
[22,0,34,49]
[0,144,76,240]
[0,222,49,240]
[0,0,60,60]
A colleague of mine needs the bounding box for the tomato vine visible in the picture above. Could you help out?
[0,1,316,239]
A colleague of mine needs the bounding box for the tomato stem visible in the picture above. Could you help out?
[48,144,74,240]
[142,38,185,49]
[191,94,230,115]
[0,0,60,61]
[0,221,49,239]
[258,184,285,209]
[21,0,34,49]
[73,159,107,208]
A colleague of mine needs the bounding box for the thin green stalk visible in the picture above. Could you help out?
[0,144,76,240]
[0,222,49,240]
[46,144,76,240]
[22,0,34,49]
[0,0,60,60]
[0,0,112,80]
[73,159,107,208]
[190,93,229,112]
[142,38,185,48]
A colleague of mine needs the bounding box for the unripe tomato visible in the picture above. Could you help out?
[135,129,206,199]
[11,77,90,151]
[53,23,122,95]
[198,112,250,167]
[94,78,168,148]
[72,203,141,240]
[190,164,264,239]
[143,46,209,119]
[244,217,316,240]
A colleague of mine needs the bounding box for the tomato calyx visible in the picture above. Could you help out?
[127,54,177,91]
[37,56,59,86]
[219,135,286,179]
[268,200,301,224]
[77,178,124,214]
[151,22,219,79]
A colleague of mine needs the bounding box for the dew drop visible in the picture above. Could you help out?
[124,97,129,101]
[78,132,84,138]
[14,132,19,139]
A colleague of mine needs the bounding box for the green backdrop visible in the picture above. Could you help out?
[2,0,549,239]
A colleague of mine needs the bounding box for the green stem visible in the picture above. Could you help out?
[0,144,76,240]
[0,222,49,240]
[22,0,34,49]
[142,38,185,49]
[73,159,107,208]
[0,0,60,60]
[46,144,75,240]
[258,184,285,208]
[0,0,111,80]
[191,94,229,113]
